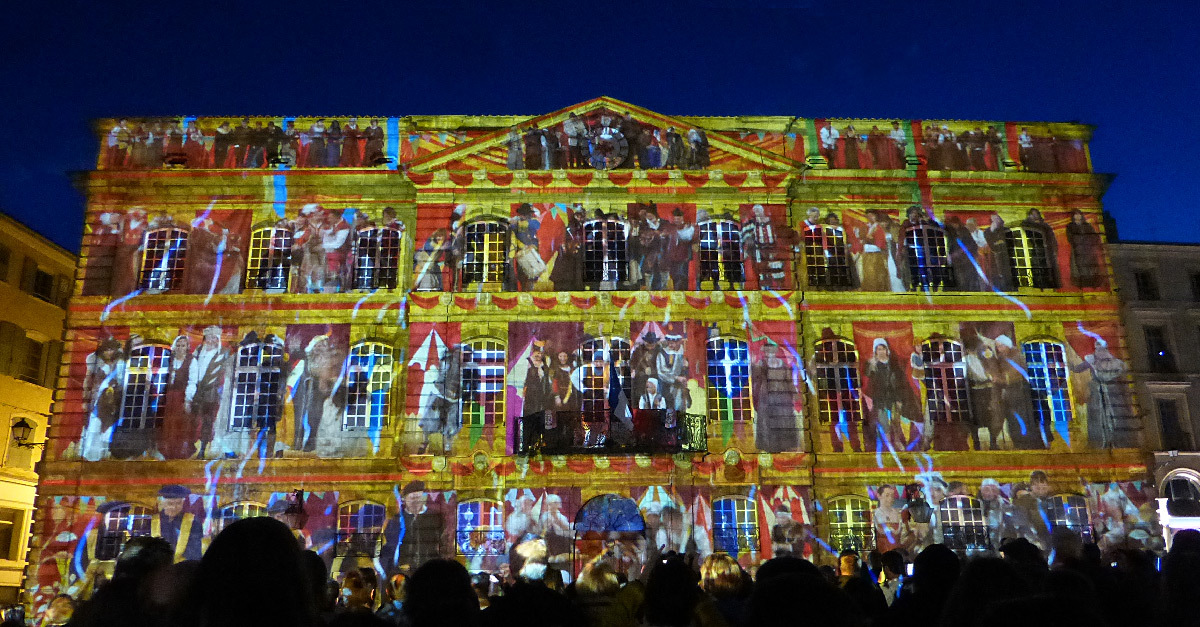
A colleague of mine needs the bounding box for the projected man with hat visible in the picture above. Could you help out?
[381,481,445,574]
[152,485,203,562]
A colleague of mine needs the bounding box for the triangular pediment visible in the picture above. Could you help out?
[407,96,802,173]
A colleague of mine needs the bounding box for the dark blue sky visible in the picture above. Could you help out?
[3,0,1197,252]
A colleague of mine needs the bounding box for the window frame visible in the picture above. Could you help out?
[353,226,403,291]
[827,495,875,553]
[139,226,190,293]
[97,503,154,561]
[705,336,752,423]
[455,498,506,558]
[713,495,758,557]
[1046,494,1093,543]
[118,343,171,430]
[461,339,506,427]
[216,501,267,533]
[1143,325,1177,374]
[697,219,746,287]
[938,495,989,552]
[904,224,956,291]
[344,341,394,430]
[335,501,387,558]
[230,341,284,431]
[245,226,293,292]
[813,338,863,424]
[582,218,628,289]
[1133,269,1160,301]
[459,219,509,289]
[803,223,854,288]
[1021,340,1074,425]
[919,339,971,423]
[578,336,632,421]
[1005,226,1056,289]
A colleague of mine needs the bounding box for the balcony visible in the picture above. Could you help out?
[514,410,707,456]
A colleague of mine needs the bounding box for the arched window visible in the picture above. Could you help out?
[231,341,284,430]
[456,499,506,557]
[1005,227,1056,288]
[1022,341,1073,424]
[462,340,506,426]
[1163,473,1200,517]
[803,224,854,288]
[119,344,170,430]
[140,227,188,292]
[1047,494,1092,543]
[698,219,745,287]
[353,226,402,290]
[938,495,989,552]
[336,501,387,557]
[713,496,758,557]
[345,342,394,429]
[246,227,292,291]
[460,220,508,289]
[904,224,955,291]
[216,501,267,533]
[706,337,751,423]
[578,337,632,421]
[97,503,153,560]
[827,495,874,553]
[813,339,863,424]
[920,339,970,423]
[583,219,628,289]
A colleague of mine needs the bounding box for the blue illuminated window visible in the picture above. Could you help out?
[706,337,751,422]
[345,342,393,429]
[231,342,283,430]
[1022,341,1073,423]
[804,224,854,288]
[814,339,862,424]
[1046,494,1092,543]
[354,227,403,290]
[938,495,988,552]
[713,496,757,556]
[462,340,506,427]
[698,220,745,287]
[456,499,506,557]
[336,502,386,557]
[920,340,970,423]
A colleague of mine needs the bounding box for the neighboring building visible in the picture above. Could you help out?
[0,213,74,605]
[27,98,1159,617]
[1109,242,1200,545]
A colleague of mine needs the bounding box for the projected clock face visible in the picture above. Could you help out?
[589,126,629,171]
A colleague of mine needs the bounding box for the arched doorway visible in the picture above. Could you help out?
[572,494,645,577]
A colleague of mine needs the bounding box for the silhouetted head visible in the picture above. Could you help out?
[405,559,478,627]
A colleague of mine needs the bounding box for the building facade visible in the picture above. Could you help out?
[1108,242,1200,543]
[28,98,1161,614]
[0,213,73,606]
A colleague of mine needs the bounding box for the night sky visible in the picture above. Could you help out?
[2,0,1196,252]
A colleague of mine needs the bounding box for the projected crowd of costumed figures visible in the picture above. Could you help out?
[26,470,1163,618]
[99,115,1091,174]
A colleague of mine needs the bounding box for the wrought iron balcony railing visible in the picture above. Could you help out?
[514,410,707,456]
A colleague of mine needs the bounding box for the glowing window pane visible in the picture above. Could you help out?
[246,227,292,291]
[140,228,189,292]
[706,338,751,422]
[462,340,506,426]
[905,225,955,291]
[578,338,631,420]
[713,496,758,556]
[583,219,627,287]
[814,339,862,424]
[336,502,386,557]
[939,495,989,551]
[119,345,170,430]
[920,340,970,423]
[1022,341,1073,424]
[456,500,506,557]
[461,221,508,287]
[97,504,154,560]
[804,224,854,288]
[345,342,393,429]
[231,342,283,430]
[354,227,402,290]
[1005,227,1055,288]
[828,495,874,553]
[698,220,745,285]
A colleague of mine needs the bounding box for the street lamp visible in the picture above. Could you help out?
[11,418,42,449]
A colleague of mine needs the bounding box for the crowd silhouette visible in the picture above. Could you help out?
[32,517,1200,627]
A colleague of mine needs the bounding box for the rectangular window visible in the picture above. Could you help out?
[0,243,10,283]
[31,270,55,302]
[705,338,752,422]
[804,225,854,288]
[462,342,506,426]
[1134,270,1160,301]
[20,339,44,384]
[1191,272,1200,302]
[1158,398,1192,450]
[0,508,18,561]
[1144,326,1176,373]
[698,220,745,287]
